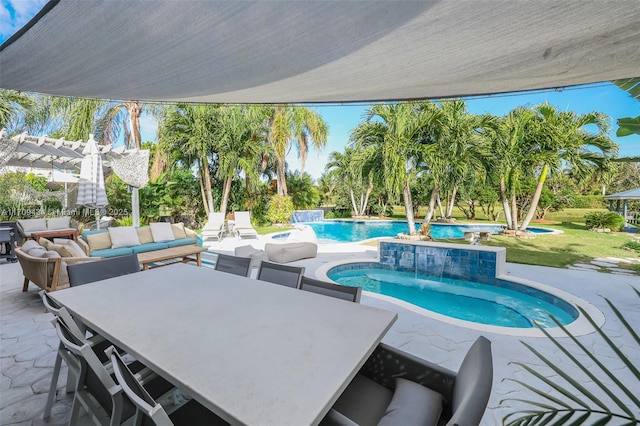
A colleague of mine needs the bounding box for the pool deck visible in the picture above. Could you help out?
[1,235,639,425]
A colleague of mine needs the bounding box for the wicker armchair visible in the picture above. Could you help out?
[15,247,98,292]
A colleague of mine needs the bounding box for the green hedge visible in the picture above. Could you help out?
[570,195,606,209]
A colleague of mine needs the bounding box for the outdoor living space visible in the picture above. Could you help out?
[1,235,638,425]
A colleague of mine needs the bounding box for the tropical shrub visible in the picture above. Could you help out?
[584,211,625,231]
[287,171,320,209]
[266,195,294,225]
[622,240,640,253]
[502,288,640,425]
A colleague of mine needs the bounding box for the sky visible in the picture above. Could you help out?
[2,0,639,180]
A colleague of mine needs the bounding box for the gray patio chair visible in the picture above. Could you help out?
[321,336,493,426]
[256,261,305,289]
[42,295,147,420]
[67,253,140,286]
[299,276,362,303]
[214,253,252,277]
[107,346,228,425]
[52,316,174,426]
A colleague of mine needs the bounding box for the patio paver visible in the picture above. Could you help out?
[1,235,638,425]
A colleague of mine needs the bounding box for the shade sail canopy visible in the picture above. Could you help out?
[1,0,639,104]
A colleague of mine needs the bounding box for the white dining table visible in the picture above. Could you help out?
[50,263,397,426]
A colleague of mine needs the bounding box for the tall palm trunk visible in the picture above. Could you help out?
[403,181,416,234]
[200,157,214,215]
[220,177,232,215]
[424,184,440,222]
[360,184,374,216]
[500,178,513,228]
[125,101,143,149]
[436,194,445,219]
[446,185,458,218]
[520,164,549,231]
[349,189,359,215]
[276,158,288,196]
[510,194,519,230]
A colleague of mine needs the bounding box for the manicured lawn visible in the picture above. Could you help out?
[384,207,639,272]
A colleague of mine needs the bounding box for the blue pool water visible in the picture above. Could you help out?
[302,220,552,243]
[327,265,578,328]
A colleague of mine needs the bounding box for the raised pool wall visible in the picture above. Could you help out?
[378,239,506,284]
[291,209,324,223]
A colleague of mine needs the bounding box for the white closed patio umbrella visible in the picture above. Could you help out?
[76,134,108,228]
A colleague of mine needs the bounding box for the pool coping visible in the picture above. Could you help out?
[315,256,604,338]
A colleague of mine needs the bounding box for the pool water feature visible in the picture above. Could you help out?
[322,240,584,331]
[303,220,553,243]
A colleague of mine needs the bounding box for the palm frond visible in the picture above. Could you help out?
[502,287,640,425]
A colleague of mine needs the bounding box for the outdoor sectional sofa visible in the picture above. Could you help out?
[76,222,198,257]
[16,217,77,243]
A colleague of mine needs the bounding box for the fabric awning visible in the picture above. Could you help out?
[1,0,639,104]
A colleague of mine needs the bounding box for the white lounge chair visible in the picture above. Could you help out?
[233,211,258,239]
[201,212,225,242]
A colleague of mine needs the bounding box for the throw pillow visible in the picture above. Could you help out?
[136,226,154,244]
[47,242,76,258]
[377,378,443,426]
[52,238,88,257]
[108,226,141,249]
[149,222,175,242]
[21,239,42,252]
[39,238,54,250]
[171,222,187,239]
[47,217,71,230]
[27,247,47,258]
[86,232,112,251]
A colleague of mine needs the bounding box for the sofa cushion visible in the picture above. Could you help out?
[18,218,47,235]
[171,223,188,239]
[86,232,112,251]
[47,217,71,230]
[150,222,175,242]
[21,240,42,252]
[90,247,135,258]
[165,238,198,248]
[136,226,154,244]
[131,242,170,253]
[108,226,141,248]
[377,378,443,426]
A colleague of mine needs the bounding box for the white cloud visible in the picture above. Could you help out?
[0,0,48,41]
[139,112,158,143]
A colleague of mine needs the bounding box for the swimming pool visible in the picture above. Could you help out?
[327,264,579,329]
[302,220,553,243]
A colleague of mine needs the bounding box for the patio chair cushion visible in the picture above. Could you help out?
[136,226,154,244]
[47,216,71,230]
[165,238,198,248]
[377,378,442,426]
[131,242,170,254]
[108,226,141,249]
[333,374,392,425]
[149,222,175,242]
[235,245,269,269]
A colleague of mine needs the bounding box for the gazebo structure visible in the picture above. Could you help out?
[604,188,640,226]
[0,129,149,226]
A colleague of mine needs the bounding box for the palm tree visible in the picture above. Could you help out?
[159,103,219,216]
[518,103,617,230]
[213,106,264,215]
[326,146,375,217]
[355,103,439,233]
[0,89,34,130]
[479,108,537,230]
[266,105,328,196]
